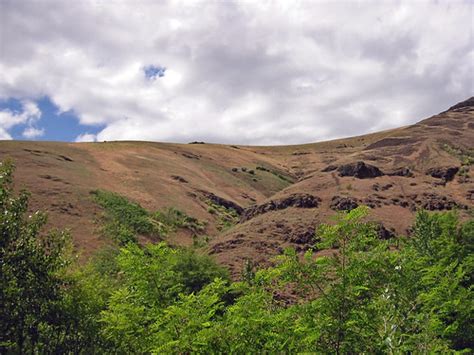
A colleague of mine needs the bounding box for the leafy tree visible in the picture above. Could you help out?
[100,242,228,352]
[394,211,474,351]
[0,160,71,352]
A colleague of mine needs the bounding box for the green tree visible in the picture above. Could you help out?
[100,242,228,352]
[0,160,71,352]
[393,211,474,351]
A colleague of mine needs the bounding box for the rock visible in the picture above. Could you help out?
[447,96,474,111]
[283,225,316,245]
[241,193,321,222]
[372,183,392,191]
[420,193,460,211]
[321,165,338,172]
[387,167,414,177]
[330,196,359,211]
[426,166,459,182]
[171,175,188,183]
[376,224,396,240]
[466,190,474,201]
[337,161,383,179]
[363,196,382,208]
[182,152,200,160]
[199,191,244,215]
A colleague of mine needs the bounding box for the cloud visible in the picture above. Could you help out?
[0,100,43,139]
[0,0,472,144]
[75,133,97,142]
[22,126,45,139]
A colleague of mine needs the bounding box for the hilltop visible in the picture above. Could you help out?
[1,97,472,276]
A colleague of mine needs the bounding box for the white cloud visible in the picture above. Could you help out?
[75,133,97,142]
[0,100,43,139]
[22,126,45,139]
[0,0,472,144]
[0,128,12,140]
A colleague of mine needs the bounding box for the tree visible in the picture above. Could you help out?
[0,160,71,353]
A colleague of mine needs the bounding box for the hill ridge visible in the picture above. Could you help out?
[1,97,472,276]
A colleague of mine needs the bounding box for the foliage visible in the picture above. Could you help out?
[442,143,474,166]
[100,242,229,352]
[0,160,71,352]
[153,207,206,236]
[92,189,164,244]
[255,165,294,183]
[205,199,240,230]
[92,190,206,244]
[2,160,472,353]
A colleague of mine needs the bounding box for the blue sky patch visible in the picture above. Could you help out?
[1,97,103,141]
[144,65,166,80]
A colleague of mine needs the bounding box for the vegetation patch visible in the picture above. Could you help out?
[256,165,294,183]
[92,190,205,245]
[441,143,474,166]
[2,158,473,353]
[153,207,206,236]
[206,200,240,231]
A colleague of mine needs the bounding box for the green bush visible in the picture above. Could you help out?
[92,190,206,244]
[154,207,206,235]
[91,189,165,244]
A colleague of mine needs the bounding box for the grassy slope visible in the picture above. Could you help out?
[1,100,472,274]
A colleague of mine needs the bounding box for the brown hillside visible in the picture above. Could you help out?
[1,97,472,277]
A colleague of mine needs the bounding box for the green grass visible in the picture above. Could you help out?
[153,207,207,235]
[441,143,474,166]
[256,165,294,183]
[92,190,206,245]
[205,200,240,231]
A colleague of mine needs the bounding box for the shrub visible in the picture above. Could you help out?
[91,190,164,244]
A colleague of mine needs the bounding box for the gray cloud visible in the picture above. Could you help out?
[0,0,472,144]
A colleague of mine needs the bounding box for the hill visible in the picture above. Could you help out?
[1,97,472,276]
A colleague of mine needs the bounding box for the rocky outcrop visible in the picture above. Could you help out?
[171,175,188,183]
[376,224,396,240]
[390,193,464,211]
[387,167,414,177]
[199,191,244,215]
[363,195,383,208]
[337,161,383,179]
[372,183,393,191]
[285,225,316,245]
[426,166,459,182]
[467,190,474,201]
[447,96,474,111]
[420,193,462,211]
[241,193,321,222]
[330,196,359,211]
[321,165,338,172]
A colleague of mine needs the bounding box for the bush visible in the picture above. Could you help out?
[91,189,164,244]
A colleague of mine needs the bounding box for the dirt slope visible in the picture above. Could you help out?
[1,97,472,276]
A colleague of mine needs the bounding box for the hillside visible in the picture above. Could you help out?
[1,97,472,276]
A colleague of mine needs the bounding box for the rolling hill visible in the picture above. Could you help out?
[1,97,472,277]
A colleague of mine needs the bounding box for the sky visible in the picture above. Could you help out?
[0,0,472,145]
